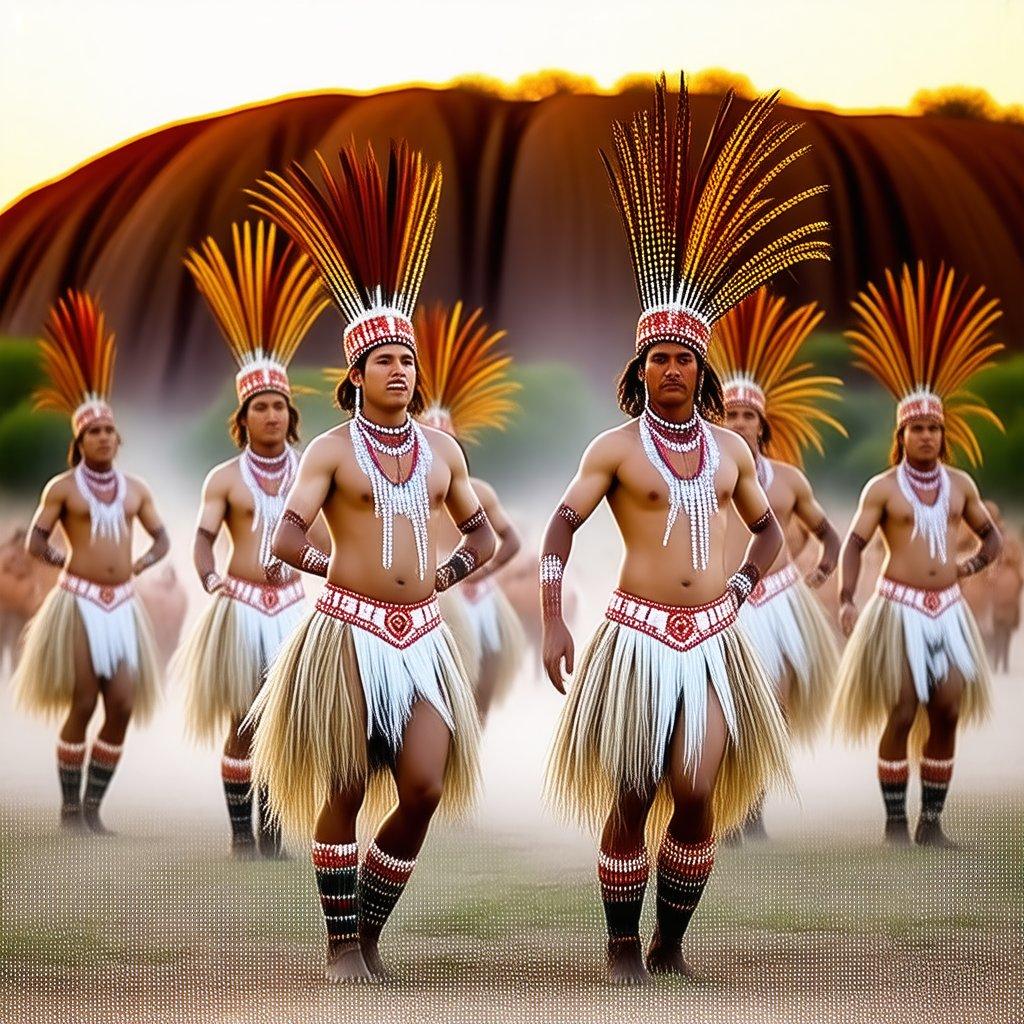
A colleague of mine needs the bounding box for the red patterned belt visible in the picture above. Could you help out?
[316,583,440,649]
[224,574,304,615]
[606,589,737,653]
[877,577,961,618]
[747,563,799,608]
[59,571,134,611]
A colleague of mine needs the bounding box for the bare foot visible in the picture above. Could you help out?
[914,820,960,850]
[231,837,258,860]
[607,937,651,985]
[883,820,912,846]
[360,937,387,981]
[646,929,697,978]
[83,808,116,837]
[59,807,87,834]
[325,943,377,984]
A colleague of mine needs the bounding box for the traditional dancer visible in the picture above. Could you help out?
[543,74,828,983]
[245,140,495,982]
[12,290,167,834]
[417,300,526,722]
[713,289,845,838]
[174,219,329,857]
[833,262,1003,848]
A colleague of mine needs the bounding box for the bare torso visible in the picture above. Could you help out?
[724,458,801,576]
[871,467,972,589]
[601,420,748,606]
[311,423,457,603]
[47,471,148,584]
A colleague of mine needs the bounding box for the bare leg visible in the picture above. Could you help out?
[474,651,500,724]
[314,779,375,983]
[600,787,655,985]
[916,669,963,849]
[360,701,450,979]
[82,665,134,835]
[56,624,100,831]
[221,716,256,856]
[647,684,729,977]
[877,670,918,845]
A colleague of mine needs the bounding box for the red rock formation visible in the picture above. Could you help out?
[1,88,1021,404]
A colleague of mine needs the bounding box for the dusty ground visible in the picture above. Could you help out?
[1,495,1021,1023]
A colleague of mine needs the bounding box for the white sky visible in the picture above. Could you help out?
[2,0,1021,211]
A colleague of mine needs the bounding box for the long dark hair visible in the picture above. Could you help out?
[616,349,725,421]
[890,424,948,466]
[335,351,426,416]
[229,394,301,449]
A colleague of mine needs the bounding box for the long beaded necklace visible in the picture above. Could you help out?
[239,445,299,570]
[74,462,128,543]
[639,404,720,570]
[350,410,433,579]
[897,459,949,563]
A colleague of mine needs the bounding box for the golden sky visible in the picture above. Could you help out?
[2,0,1021,211]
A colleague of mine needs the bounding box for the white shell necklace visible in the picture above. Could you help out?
[897,459,949,563]
[350,415,433,580]
[240,445,299,570]
[75,462,128,543]
[639,406,720,570]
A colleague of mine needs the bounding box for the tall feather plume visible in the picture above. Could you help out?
[34,290,116,417]
[246,140,442,323]
[601,72,829,327]
[414,301,520,444]
[846,262,1004,465]
[711,288,845,466]
[183,220,329,368]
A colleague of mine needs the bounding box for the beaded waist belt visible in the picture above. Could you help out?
[747,563,799,608]
[316,583,441,650]
[606,589,737,653]
[59,571,134,611]
[224,574,304,616]
[877,577,961,618]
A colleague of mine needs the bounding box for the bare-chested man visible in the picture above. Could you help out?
[543,74,826,984]
[12,291,168,834]
[417,301,526,723]
[246,139,495,983]
[173,219,328,857]
[833,263,1003,848]
[715,289,844,839]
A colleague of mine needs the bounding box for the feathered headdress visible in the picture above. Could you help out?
[710,288,845,465]
[184,220,329,404]
[846,262,1004,465]
[247,140,441,367]
[602,72,830,360]
[414,301,520,443]
[34,289,117,436]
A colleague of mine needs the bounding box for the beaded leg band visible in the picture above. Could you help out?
[57,739,87,812]
[221,755,254,846]
[654,834,715,945]
[877,757,909,826]
[358,840,417,941]
[598,845,649,942]
[83,739,123,817]
[312,841,360,950]
[919,757,955,824]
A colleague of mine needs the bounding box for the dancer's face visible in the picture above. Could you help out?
[244,392,290,449]
[724,405,762,454]
[352,344,416,415]
[642,342,699,412]
[902,418,944,464]
[78,421,119,466]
